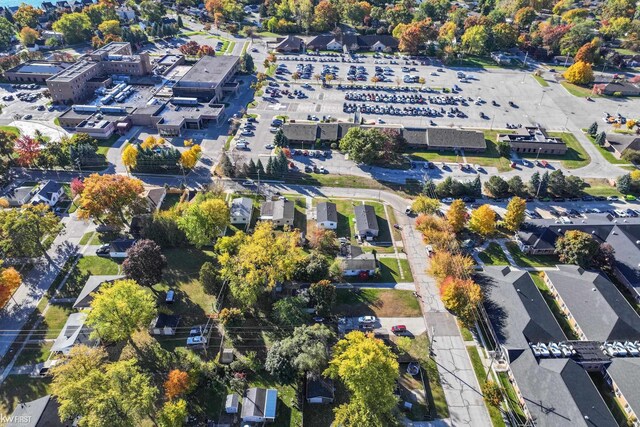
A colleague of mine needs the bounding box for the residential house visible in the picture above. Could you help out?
[116,7,137,22]
[604,133,640,159]
[342,253,377,276]
[73,275,124,309]
[481,266,617,427]
[316,201,337,229]
[31,180,64,207]
[109,239,136,258]
[6,395,64,427]
[354,204,379,240]
[260,198,294,227]
[51,312,97,356]
[273,35,305,53]
[1,185,36,207]
[144,187,167,212]
[149,313,180,336]
[230,197,253,225]
[498,125,567,156]
[306,374,335,404]
[601,81,640,97]
[241,388,278,423]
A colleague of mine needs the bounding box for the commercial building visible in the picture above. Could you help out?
[498,125,567,155]
[605,133,640,159]
[171,55,240,102]
[4,61,72,83]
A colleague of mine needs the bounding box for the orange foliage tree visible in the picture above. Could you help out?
[77,174,145,228]
[439,276,482,325]
[0,267,22,308]
[164,369,193,400]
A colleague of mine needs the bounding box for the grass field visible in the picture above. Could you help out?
[0,125,20,136]
[505,242,558,268]
[583,131,629,165]
[560,81,598,98]
[373,257,414,283]
[532,74,549,87]
[477,243,509,265]
[335,288,421,317]
[96,134,120,156]
[466,346,506,427]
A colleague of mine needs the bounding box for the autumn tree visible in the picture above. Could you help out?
[563,61,594,85]
[178,197,229,247]
[77,174,145,228]
[70,177,85,197]
[159,399,188,427]
[0,204,62,259]
[428,251,475,282]
[122,144,138,173]
[13,4,43,28]
[19,27,39,46]
[140,135,165,150]
[446,199,467,233]
[313,0,339,31]
[309,228,339,255]
[503,197,526,232]
[164,369,193,400]
[14,135,41,167]
[411,196,440,215]
[439,276,482,325]
[462,25,489,54]
[0,130,16,162]
[218,307,244,326]
[325,331,399,426]
[555,230,600,267]
[179,144,202,169]
[469,204,496,236]
[574,42,598,64]
[0,266,21,307]
[122,239,167,287]
[86,279,157,342]
[482,380,502,407]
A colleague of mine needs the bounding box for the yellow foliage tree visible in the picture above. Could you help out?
[439,276,482,325]
[630,170,640,181]
[140,135,165,150]
[469,204,496,236]
[503,196,526,232]
[411,196,440,215]
[179,145,202,169]
[0,267,22,307]
[563,61,594,85]
[427,251,475,282]
[446,199,467,233]
[121,145,138,172]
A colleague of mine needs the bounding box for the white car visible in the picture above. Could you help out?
[264,144,274,149]
[358,316,376,325]
[269,127,279,133]
[441,197,455,203]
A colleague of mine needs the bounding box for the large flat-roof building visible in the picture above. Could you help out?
[172,55,240,102]
[4,61,73,83]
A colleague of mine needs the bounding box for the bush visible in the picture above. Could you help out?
[330,143,337,149]
[219,308,244,327]
[613,91,623,97]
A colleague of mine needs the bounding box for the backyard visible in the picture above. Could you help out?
[335,288,422,317]
[505,242,559,268]
[477,243,509,266]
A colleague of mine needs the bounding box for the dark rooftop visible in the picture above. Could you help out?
[174,55,239,89]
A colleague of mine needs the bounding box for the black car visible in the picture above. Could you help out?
[581,195,594,201]
[594,196,606,201]
[95,244,110,257]
[462,197,476,203]
[626,209,639,217]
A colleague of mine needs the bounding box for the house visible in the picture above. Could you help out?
[498,125,567,156]
[31,180,64,207]
[109,239,136,258]
[481,266,618,426]
[230,197,253,225]
[144,187,167,212]
[116,7,137,22]
[274,35,305,53]
[51,312,97,356]
[354,204,379,239]
[604,133,640,159]
[149,313,180,335]
[260,198,294,227]
[241,388,278,423]
[225,393,240,414]
[601,81,640,96]
[342,253,377,276]
[306,374,335,404]
[6,395,64,427]
[316,201,337,229]
[1,185,36,207]
[73,275,124,309]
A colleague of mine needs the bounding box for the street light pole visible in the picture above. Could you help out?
[535,147,542,162]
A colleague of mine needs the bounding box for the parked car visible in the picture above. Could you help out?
[391,325,407,334]
[165,289,176,304]
[95,244,110,257]
[186,336,207,346]
[607,196,619,201]
[441,197,455,203]
[358,316,376,325]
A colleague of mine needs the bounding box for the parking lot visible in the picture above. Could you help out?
[0,83,63,123]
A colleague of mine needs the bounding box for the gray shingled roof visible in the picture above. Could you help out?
[426,128,486,150]
[73,275,124,309]
[7,395,64,427]
[545,265,640,341]
[282,123,318,142]
[342,253,377,271]
[354,205,378,235]
[316,202,337,224]
[606,358,640,418]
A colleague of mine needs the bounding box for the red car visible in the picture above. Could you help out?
[391,325,407,334]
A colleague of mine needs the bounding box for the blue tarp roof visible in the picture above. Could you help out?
[264,389,277,419]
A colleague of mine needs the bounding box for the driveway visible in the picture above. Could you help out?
[9,120,69,143]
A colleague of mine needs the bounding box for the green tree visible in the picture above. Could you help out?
[539,171,550,197]
[219,151,234,177]
[273,128,288,147]
[507,176,527,197]
[503,196,526,232]
[587,122,598,136]
[178,198,230,248]
[272,296,310,328]
[199,260,223,295]
[309,280,336,316]
[0,204,62,259]
[239,52,255,73]
[484,175,510,198]
[159,399,188,427]
[0,18,15,50]
[555,230,600,267]
[339,127,388,164]
[325,331,399,426]
[53,12,92,44]
[492,23,518,50]
[497,140,511,158]
[547,170,566,196]
[565,175,586,196]
[411,196,441,214]
[462,25,489,54]
[139,1,165,24]
[595,131,607,146]
[86,279,157,343]
[617,173,632,194]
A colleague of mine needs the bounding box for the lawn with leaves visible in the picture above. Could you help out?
[335,288,421,317]
[505,242,559,268]
[478,243,509,265]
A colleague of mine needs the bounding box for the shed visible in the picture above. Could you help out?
[306,374,335,404]
[225,393,240,414]
[221,348,234,364]
[149,313,180,336]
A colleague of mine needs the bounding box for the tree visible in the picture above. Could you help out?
[0,267,21,307]
[309,228,338,255]
[469,205,496,236]
[595,131,607,146]
[77,174,145,228]
[199,260,222,295]
[14,4,43,28]
[507,176,526,198]
[218,307,244,326]
[594,243,616,272]
[0,130,16,162]
[514,6,536,27]
[411,196,440,215]
[139,0,165,24]
[484,176,510,198]
[19,27,39,46]
[503,197,526,232]
[574,41,598,63]
[179,145,202,169]
[219,152,234,177]
[325,331,399,426]
[294,250,329,282]
[462,25,489,54]
[547,170,566,196]
[273,129,288,148]
[313,0,339,31]
[0,204,62,259]
[272,296,310,328]
[563,61,594,85]
[339,127,388,164]
[164,369,193,400]
[428,251,475,282]
[53,12,92,44]
[617,173,632,194]
[446,199,467,233]
[159,399,188,427]
[239,52,255,74]
[482,380,502,407]
[309,280,336,316]
[98,19,122,36]
[555,230,600,267]
[51,346,157,427]
[178,197,229,247]
[492,23,518,50]
[565,175,586,196]
[122,239,167,287]
[439,276,482,325]
[86,279,157,342]
[197,45,216,57]
[588,122,598,136]
[0,18,14,50]
[14,135,41,167]
[217,222,304,308]
[497,140,511,158]
[122,144,138,172]
[539,171,550,197]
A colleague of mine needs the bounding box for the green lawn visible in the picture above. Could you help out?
[497,372,527,423]
[0,376,51,417]
[95,134,120,156]
[335,288,421,317]
[449,55,518,69]
[477,243,509,265]
[77,256,120,275]
[284,173,422,196]
[42,303,74,340]
[226,41,236,54]
[532,74,549,87]
[560,81,598,98]
[14,341,52,367]
[375,257,414,283]
[466,346,506,427]
[505,242,558,268]
[583,131,629,165]
[0,125,20,136]
[519,131,590,169]
[56,256,120,298]
[530,273,579,340]
[78,231,120,246]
